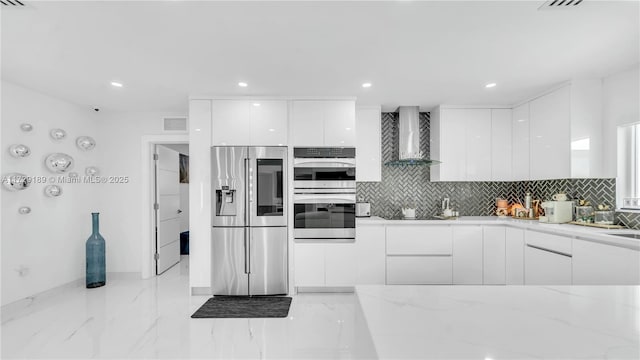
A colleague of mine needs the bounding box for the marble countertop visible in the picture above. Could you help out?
[357,216,640,250]
[356,285,640,359]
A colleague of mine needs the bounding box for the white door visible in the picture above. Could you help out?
[155,145,181,274]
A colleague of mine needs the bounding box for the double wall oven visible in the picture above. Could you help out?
[293,147,356,242]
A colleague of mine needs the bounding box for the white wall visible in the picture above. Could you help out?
[96,111,186,275]
[1,81,100,305]
[603,65,640,177]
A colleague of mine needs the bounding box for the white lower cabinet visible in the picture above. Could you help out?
[386,226,452,255]
[355,225,386,284]
[386,225,453,285]
[386,256,452,285]
[483,226,506,285]
[294,242,356,288]
[572,239,640,285]
[524,231,572,285]
[505,228,525,285]
[296,223,640,289]
[294,243,325,287]
[325,243,357,286]
[452,226,483,285]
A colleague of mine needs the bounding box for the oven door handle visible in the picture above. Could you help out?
[293,159,356,168]
[294,238,355,244]
[293,194,355,204]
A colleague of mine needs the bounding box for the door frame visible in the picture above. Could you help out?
[141,135,188,279]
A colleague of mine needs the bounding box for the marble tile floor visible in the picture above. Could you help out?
[1,257,360,359]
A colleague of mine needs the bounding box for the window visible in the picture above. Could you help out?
[617,123,640,209]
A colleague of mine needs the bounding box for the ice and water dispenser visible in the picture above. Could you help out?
[216,185,237,216]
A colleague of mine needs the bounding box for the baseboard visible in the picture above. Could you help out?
[296,286,355,293]
[1,272,139,322]
[191,287,212,296]
[1,278,83,322]
[106,272,141,280]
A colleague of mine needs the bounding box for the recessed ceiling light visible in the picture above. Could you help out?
[238,82,248,87]
[362,82,372,88]
[111,81,123,87]
[253,103,261,107]
[345,127,351,131]
[485,83,497,88]
[268,128,275,132]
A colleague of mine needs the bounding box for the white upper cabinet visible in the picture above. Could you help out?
[290,100,356,147]
[356,106,381,182]
[211,100,251,145]
[249,100,288,146]
[324,100,356,146]
[465,109,492,181]
[211,100,288,146]
[491,109,512,181]
[290,101,325,146]
[516,80,604,180]
[511,103,530,181]
[529,86,571,180]
[569,79,604,178]
[431,107,508,181]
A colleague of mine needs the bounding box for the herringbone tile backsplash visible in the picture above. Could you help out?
[356,112,631,225]
[617,212,640,229]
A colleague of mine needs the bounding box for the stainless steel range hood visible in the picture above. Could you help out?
[385,106,441,166]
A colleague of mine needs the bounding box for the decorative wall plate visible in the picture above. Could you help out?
[68,172,80,179]
[85,166,100,176]
[20,123,33,132]
[18,206,31,214]
[49,128,67,140]
[44,185,63,197]
[2,173,30,191]
[45,153,74,173]
[76,136,96,151]
[8,144,31,158]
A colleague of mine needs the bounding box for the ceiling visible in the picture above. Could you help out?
[2,1,638,113]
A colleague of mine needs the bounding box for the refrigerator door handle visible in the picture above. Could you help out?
[244,157,250,225]
[244,228,250,274]
[245,228,251,274]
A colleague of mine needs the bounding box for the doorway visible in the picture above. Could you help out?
[151,142,190,276]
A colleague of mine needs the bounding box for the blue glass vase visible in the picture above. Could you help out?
[86,212,106,288]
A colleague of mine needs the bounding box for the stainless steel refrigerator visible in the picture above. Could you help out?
[211,146,288,296]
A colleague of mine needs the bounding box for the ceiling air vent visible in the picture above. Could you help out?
[1,0,26,6]
[539,0,584,10]
[163,117,188,132]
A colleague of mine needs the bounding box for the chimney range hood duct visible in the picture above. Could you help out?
[385,106,441,166]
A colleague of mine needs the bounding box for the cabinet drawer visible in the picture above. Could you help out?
[525,245,572,285]
[386,226,452,255]
[572,239,640,285]
[525,230,572,255]
[386,256,453,285]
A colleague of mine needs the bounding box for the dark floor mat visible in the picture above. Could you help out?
[191,296,292,318]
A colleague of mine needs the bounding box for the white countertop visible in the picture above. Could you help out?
[356,285,640,359]
[357,216,640,250]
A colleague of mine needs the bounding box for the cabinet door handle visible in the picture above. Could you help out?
[526,244,572,258]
